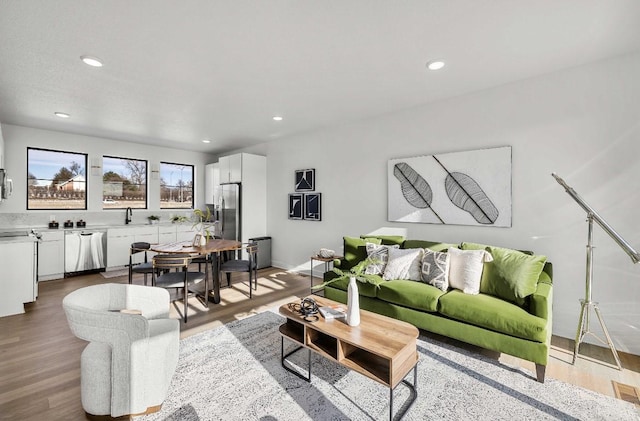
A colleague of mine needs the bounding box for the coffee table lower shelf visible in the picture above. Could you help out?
[279,310,418,420]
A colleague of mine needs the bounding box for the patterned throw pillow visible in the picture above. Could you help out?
[382,248,423,281]
[421,249,450,291]
[364,243,399,275]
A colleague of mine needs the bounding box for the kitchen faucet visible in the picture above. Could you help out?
[125,207,132,224]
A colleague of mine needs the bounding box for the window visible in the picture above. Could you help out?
[27,148,87,210]
[160,162,193,209]
[103,156,147,209]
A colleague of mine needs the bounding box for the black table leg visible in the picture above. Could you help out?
[209,252,221,304]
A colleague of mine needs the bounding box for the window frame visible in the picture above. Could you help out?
[160,161,194,210]
[102,155,148,210]
[27,147,88,210]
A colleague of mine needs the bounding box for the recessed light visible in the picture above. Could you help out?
[81,55,103,67]
[426,60,445,70]
[202,139,211,143]
[54,112,70,118]
[273,116,283,121]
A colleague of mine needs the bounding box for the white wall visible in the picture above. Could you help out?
[265,52,640,354]
[0,124,215,225]
[0,123,5,168]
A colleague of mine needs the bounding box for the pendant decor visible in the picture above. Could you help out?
[346,276,360,326]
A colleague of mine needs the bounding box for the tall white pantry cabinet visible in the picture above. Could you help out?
[205,153,267,246]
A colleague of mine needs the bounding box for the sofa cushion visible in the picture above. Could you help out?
[481,246,547,306]
[461,242,547,306]
[377,280,445,312]
[361,235,405,246]
[342,236,382,270]
[420,249,450,291]
[447,247,493,294]
[438,290,547,342]
[325,273,385,298]
[383,248,423,281]
[402,240,458,252]
[364,243,399,275]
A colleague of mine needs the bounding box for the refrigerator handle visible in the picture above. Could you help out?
[220,195,225,233]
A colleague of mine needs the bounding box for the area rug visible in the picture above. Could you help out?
[138,311,639,421]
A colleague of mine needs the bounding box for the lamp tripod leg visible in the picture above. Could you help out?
[593,305,623,370]
[573,299,588,365]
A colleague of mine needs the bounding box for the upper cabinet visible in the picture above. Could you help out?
[204,162,220,205]
[219,153,243,184]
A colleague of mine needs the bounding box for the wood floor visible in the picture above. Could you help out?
[0,268,638,420]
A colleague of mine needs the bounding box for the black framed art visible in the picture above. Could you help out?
[295,168,315,192]
[288,193,303,220]
[304,193,321,221]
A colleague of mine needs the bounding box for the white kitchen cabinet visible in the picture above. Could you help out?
[107,226,160,268]
[176,224,196,243]
[158,225,176,244]
[38,230,64,280]
[205,162,220,205]
[0,238,37,317]
[218,153,242,184]
[107,228,135,268]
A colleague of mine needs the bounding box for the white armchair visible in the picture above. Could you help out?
[63,283,180,418]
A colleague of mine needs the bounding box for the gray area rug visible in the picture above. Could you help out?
[138,311,639,421]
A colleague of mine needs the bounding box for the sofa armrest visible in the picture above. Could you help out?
[530,279,552,320]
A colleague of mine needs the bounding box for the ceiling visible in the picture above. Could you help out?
[1,1,640,155]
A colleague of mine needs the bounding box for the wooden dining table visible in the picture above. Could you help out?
[150,238,242,304]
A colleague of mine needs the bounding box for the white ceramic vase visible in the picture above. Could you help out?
[346,276,360,326]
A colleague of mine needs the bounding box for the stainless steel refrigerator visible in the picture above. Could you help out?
[219,183,241,250]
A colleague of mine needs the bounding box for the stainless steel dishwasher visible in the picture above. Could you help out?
[64,229,107,276]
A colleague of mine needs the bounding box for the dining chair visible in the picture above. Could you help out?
[128,242,155,285]
[152,254,208,323]
[219,241,258,298]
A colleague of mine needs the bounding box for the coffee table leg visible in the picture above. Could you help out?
[389,364,418,421]
[281,336,311,382]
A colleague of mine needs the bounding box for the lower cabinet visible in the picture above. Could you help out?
[38,231,64,280]
[0,239,37,317]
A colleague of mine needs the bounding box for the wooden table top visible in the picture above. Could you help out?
[150,238,242,254]
[279,296,418,359]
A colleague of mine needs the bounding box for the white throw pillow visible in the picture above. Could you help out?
[421,249,450,291]
[364,243,399,275]
[447,247,493,294]
[383,248,423,281]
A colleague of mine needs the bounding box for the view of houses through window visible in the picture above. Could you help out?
[160,162,193,209]
[27,148,87,210]
[102,156,147,209]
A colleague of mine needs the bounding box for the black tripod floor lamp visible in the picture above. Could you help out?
[553,173,640,370]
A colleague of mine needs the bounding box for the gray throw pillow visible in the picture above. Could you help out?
[421,249,450,291]
[364,243,399,275]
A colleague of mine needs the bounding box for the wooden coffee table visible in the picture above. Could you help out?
[279,296,419,420]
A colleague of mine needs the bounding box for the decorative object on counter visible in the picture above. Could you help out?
[48,221,59,229]
[171,215,188,223]
[147,215,160,225]
[76,219,86,228]
[318,248,335,258]
[64,220,74,228]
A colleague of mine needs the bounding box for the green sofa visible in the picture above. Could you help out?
[322,235,553,382]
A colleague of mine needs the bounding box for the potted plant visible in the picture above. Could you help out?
[170,215,188,223]
[312,257,382,327]
[147,215,160,225]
